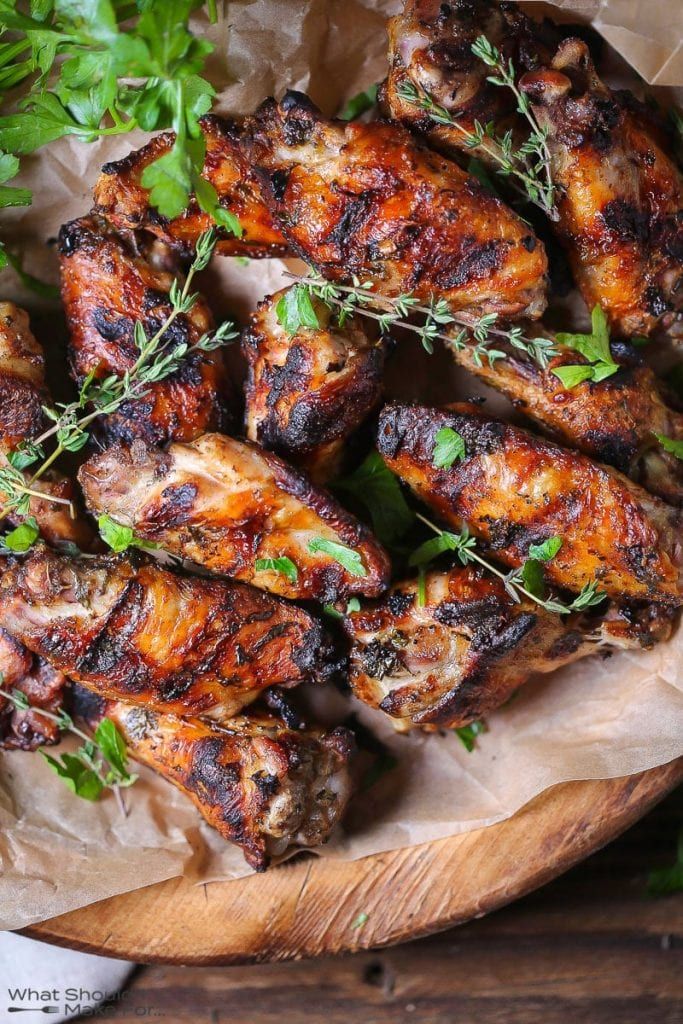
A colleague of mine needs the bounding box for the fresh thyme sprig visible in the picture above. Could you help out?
[283,273,558,369]
[396,34,557,220]
[410,511,606,617]
[0,681,137,809]
[0,229,236,525]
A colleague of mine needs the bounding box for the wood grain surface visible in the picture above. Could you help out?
[26,758,683,966]
[79,780,683,1024]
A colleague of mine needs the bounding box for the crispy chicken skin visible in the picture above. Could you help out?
[377,403,683,605]
[0,302,94,550]
[382,0,557,166]
[78,433,391,602]
[58,215,233,447]
[75,686,354,870]
[240,92,548,321]
[243,289,386,483]
[0,628,67,751]
[450,340,683,504]
[344,564,594,731]
[0,547,337,718]
[93,115,289,259]
[519,39,683,340]
[0,302,47,453]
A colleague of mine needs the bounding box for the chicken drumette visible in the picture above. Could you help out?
[519,39,683,340]
[74,686,354,871]
[243,288,386,483]
[382,0,557,166]
[58,215,234,447]
[78,433,390,602]
[344,564,598,731]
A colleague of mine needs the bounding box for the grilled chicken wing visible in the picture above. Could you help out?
[0,628,67,751]
[0,302,94,550]
[519,39,683,340]
[382,0,557,166]
[0,547,337,718]
[243,288,386,483]
[93,115,289,259]
[78,433,390,602]
[58,215,233,447]
[240,91,548,322]
[75,686,354,870]
[377,403,682,604]
[450,338,683,504]
[344,564,595,731]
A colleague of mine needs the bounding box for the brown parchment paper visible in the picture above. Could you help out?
[1,0,683,931]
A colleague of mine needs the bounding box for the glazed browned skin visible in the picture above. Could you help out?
[93,115,289,259]
[377,403,682,604]
[78,433,391,602]
[0,628,67,751]
[345,565,594,731]
[58,215,233,447]
[450,339,683,504]
[382,0,557,166]
[78,693,353,870]
[519,40,683,339]
[0,548,337,718]
[240,92,548,321]
[243,289,385,483]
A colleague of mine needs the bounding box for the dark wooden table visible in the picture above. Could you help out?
[86,784,682,1024]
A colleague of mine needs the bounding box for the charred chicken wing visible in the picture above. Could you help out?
[377,403,682,604]
[382,0,557,166]
[93,115,289,259]
[0,628,67,751]
[450,338,683,505]
[78,433,391,602]
[0,302,94,550]
[519,39,683,340]
[0,547,337,718]
[75,687,354,871]
[243,288,386,483]
[58,215,233,447]
[240,91,548,321]
[345,564,595,731]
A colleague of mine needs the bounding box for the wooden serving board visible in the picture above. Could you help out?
[24,759,683,965]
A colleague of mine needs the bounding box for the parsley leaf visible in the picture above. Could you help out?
[408,529,476,568]
[520,558,545,599]
[254,556,299,583]
[308,537,366,577]
[98,514,157,554]
[275,285,320,335]
[432,426,466,469]
[656,434,683,460]
[552,305,619,389]
[41,751,104,801]
[339,83,378,121]
[95,718,135,785]
[351,911,369,930]
[335,451,414,546]
[1,516,40,552]
[455,720,486,752]
[528,536,562,561]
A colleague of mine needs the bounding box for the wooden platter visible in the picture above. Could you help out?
[24,758,683,965]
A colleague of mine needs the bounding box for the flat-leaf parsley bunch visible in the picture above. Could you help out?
[0,0,240,271]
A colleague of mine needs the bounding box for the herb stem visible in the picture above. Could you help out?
[0,686,91,744]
